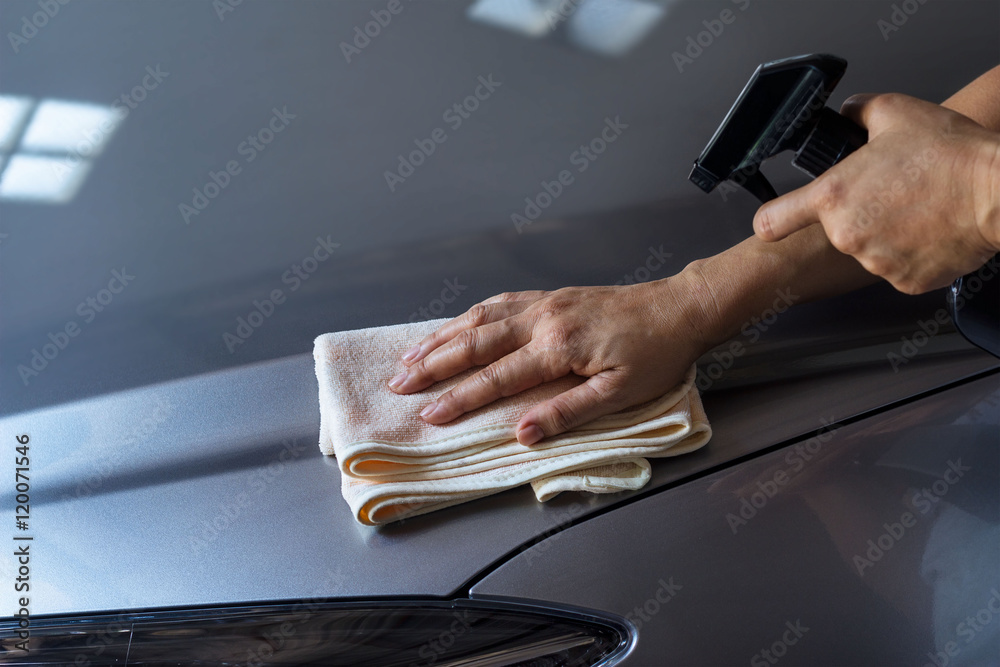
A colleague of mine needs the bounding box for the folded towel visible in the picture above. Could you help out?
[314,318,712,525]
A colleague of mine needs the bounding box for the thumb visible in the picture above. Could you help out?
[516,372,626,445]
[753,180,823,241]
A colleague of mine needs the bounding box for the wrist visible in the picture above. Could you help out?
[972,133,1000,253]
[668,261,730,349]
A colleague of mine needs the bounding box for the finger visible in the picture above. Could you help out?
[390,317,529,393]
[753,183,824,242]
[481,290,548,305]
[401,300,531,365]
[840,93,879,128]
[516,371,626,446]
[842,93,924,136]
[419,346,565,424]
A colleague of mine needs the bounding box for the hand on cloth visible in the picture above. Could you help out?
[753,93,1000,294]
[388,277,713,445]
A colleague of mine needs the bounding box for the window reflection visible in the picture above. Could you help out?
[0,96,123,204]
[467,0,672,57]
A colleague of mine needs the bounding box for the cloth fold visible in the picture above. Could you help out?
[314,318,712,525]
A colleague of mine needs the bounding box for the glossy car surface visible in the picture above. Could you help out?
[1,1,998,664]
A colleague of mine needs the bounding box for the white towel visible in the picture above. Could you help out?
[314,318,712,525]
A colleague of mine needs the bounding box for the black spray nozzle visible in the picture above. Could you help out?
[689,53,868,204]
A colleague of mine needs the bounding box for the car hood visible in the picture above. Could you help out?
[3,312,995,615]
[2,0,999,616]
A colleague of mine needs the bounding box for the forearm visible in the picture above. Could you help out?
[942,65,1000,130]
[675,225,876,346]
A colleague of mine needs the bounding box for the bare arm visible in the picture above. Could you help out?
[691,65,1000,342]
[391,66,1000,445]
[942,65,1000,130]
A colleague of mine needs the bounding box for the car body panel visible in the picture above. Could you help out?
[471,373,1000,666]
[1,1,998,654]
[1,330,994,616]
[2,0,999,411]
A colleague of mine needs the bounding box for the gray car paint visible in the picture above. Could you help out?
[0,2,998,663]
[1,332,995,616]
[472,374,1000,667]
[2,0,998,412]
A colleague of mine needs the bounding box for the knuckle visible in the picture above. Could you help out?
[893,276,925,295]
[828,223,861,254]
[840,93,865,114]
[540,323,573,350]
[870,92,902,113]
[536,292,571,318]
[811,176,845,214]
[493,291,518,303]
[475,364,504,391]
[863,255,892,276]
[864,93,906,126]
[466,303,489,327]
[454,328,480,356]
[857,253,896,282]
[545,399,577,432]
[537,350,569,383]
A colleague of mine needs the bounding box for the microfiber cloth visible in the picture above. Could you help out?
[314,318,712,526]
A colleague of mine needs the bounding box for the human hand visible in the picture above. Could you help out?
[387,278,711,445]
[753,93,1000,294]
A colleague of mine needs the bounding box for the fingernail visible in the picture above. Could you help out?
[402,345,420,363]
[389,371,407,390]
[420,402,440,420]
[518,424,544,446]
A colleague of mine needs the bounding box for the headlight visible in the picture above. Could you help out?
[1,599,631,666]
